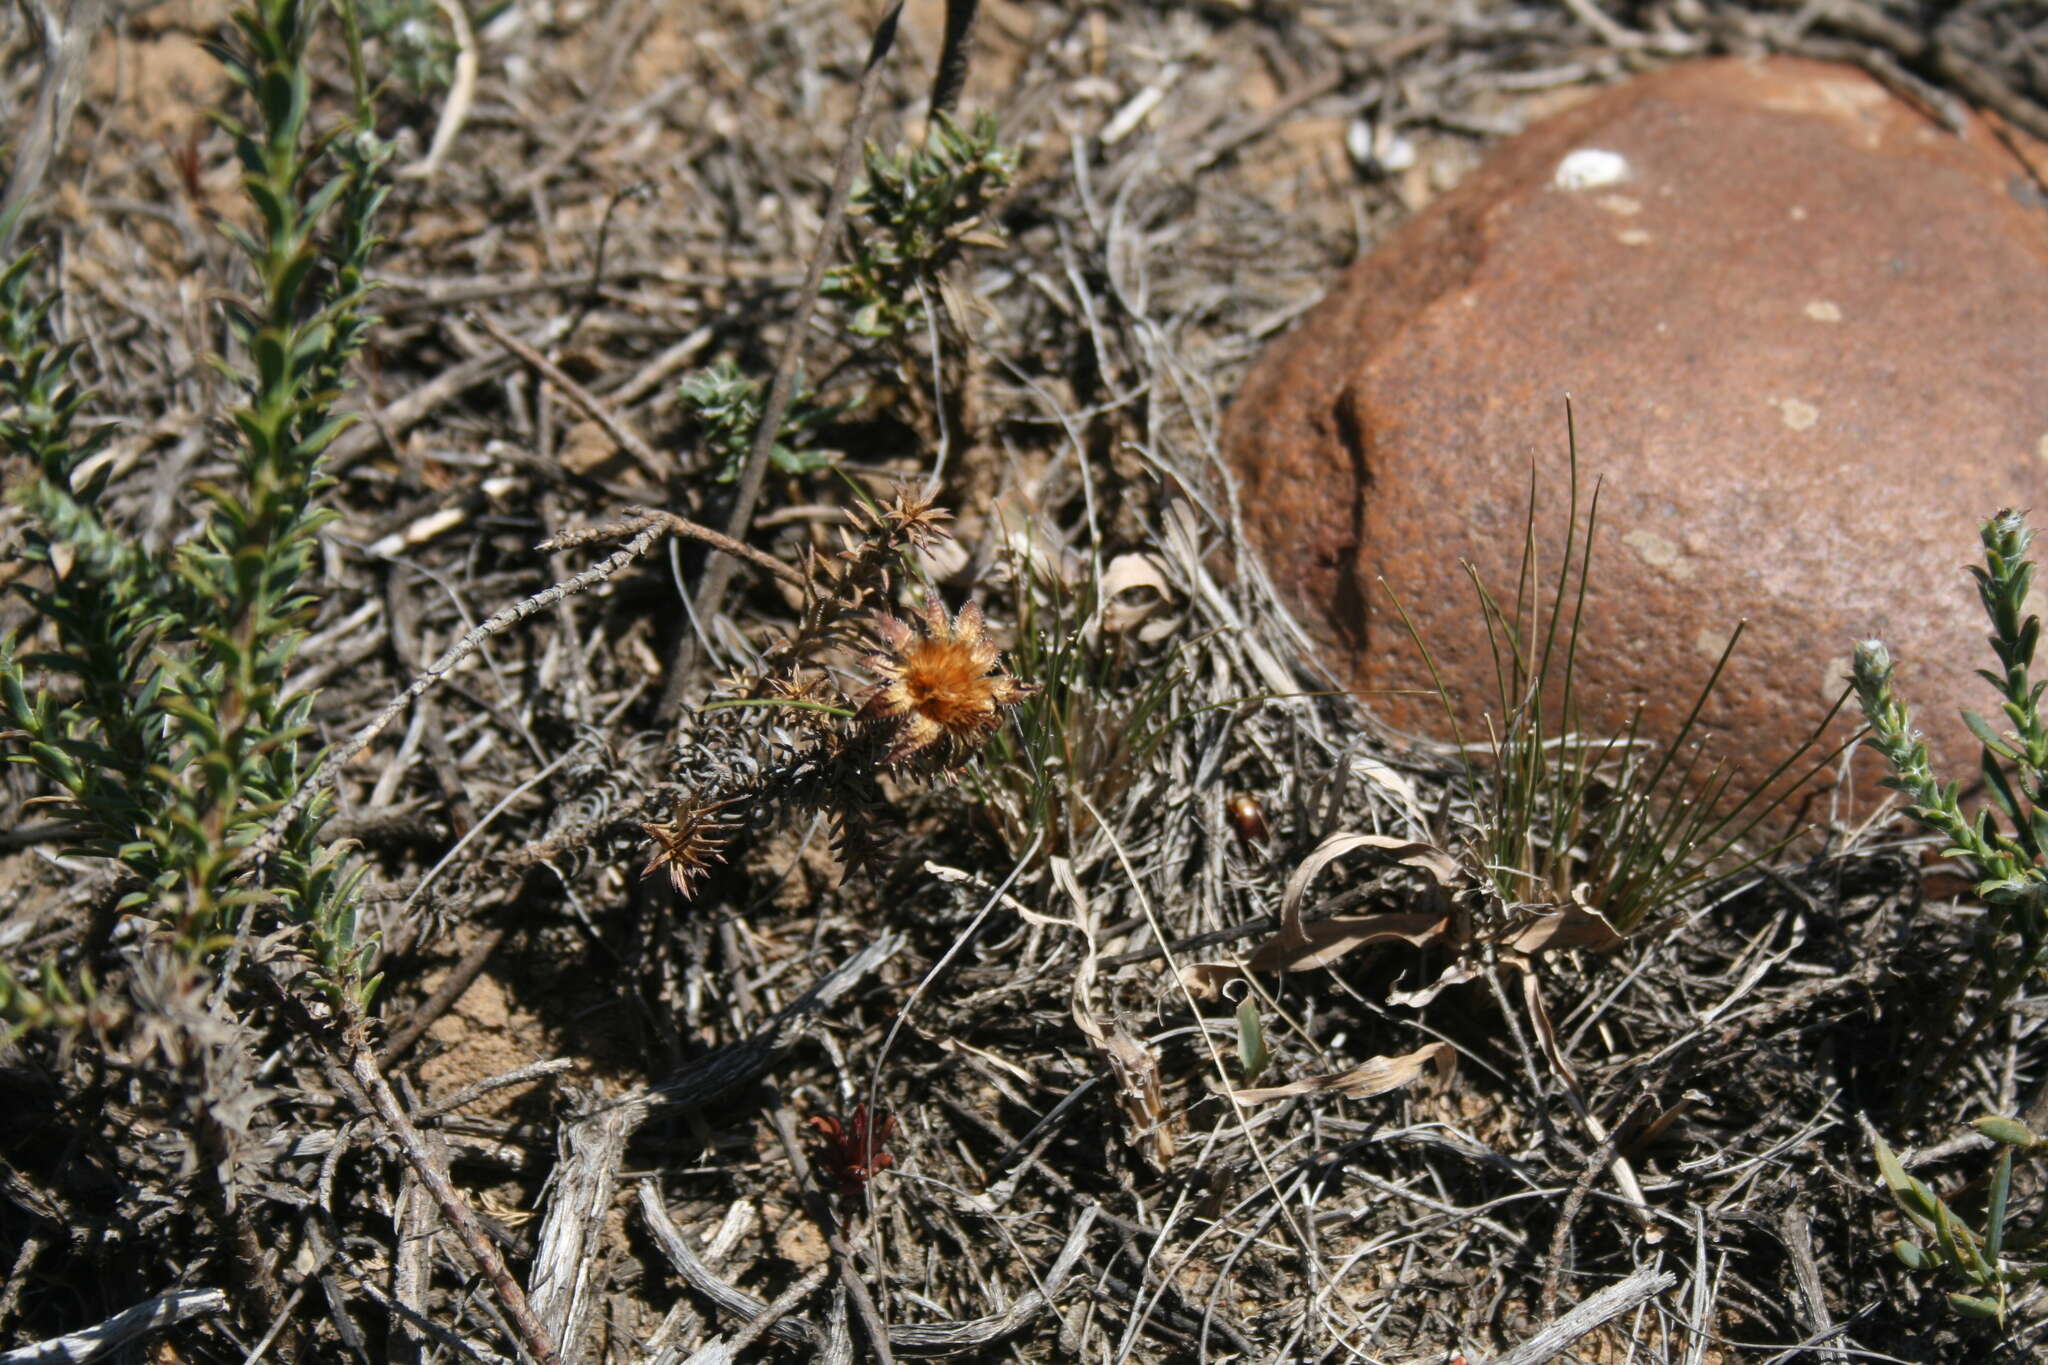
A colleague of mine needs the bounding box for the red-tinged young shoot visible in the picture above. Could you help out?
[808,1104,897,1200]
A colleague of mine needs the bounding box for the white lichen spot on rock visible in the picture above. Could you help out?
[1624,528,1677,564]
[1769,397,1819,431]
[1694,626,1737,661]
[1554,147,1629,190]
[1788,204,1808,221]
[1804,300,1842,322]
[1596,193,1641,216]
[1616,228,1652,246]
[1763,74,1887,136]
[1622,528,1697,581]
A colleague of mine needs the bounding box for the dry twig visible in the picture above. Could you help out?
[662,3,906,717]
[1482,1265,1677,1365]
[0,1289,227,1365]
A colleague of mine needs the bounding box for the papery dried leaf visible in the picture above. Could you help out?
[1179,960,1246,1001]
[1503,903,1623,954]
[1183,832,1458,994]
[1097,552,1177,641]
[1234,1041,1455,1104]
[1245,911,1449,975]
[1508,951,1577,1085]
[1385,958,1484,1009]
[1278,833,1458,941]
[1057,856,1176,1165]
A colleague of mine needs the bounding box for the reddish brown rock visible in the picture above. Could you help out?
[1225,56,2048,818]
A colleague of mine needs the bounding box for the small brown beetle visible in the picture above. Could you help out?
[1226,792,1271,847]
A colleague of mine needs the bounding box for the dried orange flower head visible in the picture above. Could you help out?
[858,598,1034,769]
[640,796,736,897]
[863,486,953,551]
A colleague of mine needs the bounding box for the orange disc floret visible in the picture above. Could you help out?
[857,598,1034,769]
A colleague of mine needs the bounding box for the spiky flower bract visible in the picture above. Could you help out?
[640,796,736,897]
[766,485,956,674]
[859,598,1033,770]
[852,486,953,553]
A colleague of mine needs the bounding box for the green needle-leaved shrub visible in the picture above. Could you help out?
[826,111,1017,342]
[1853,510,2048,1031]
[1853,511,2048,1326]
[0,0,387,1027]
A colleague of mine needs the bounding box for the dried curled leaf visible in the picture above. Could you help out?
[1506,886,1622,954]
[1096,551,1178,641]
[1180,911,1449,1000]
[1234,1040,1455,1104]
[1385,960,1483,1009]
[1209,831,1631,1109]
[1250,911,1450,975]
[1277,833,1458,942]
[1180,833,1464,998]
[1057,855,1177,1166]
[1205,833,1621,999]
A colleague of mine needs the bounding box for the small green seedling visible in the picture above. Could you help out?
[1875,1117,2048,1322]
[677,357,840,481]
[826,111,1017,342]
[969,552,1187,862]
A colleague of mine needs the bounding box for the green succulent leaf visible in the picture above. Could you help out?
[1975,1115,2038,1148]
[1235,997,1270,1085]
